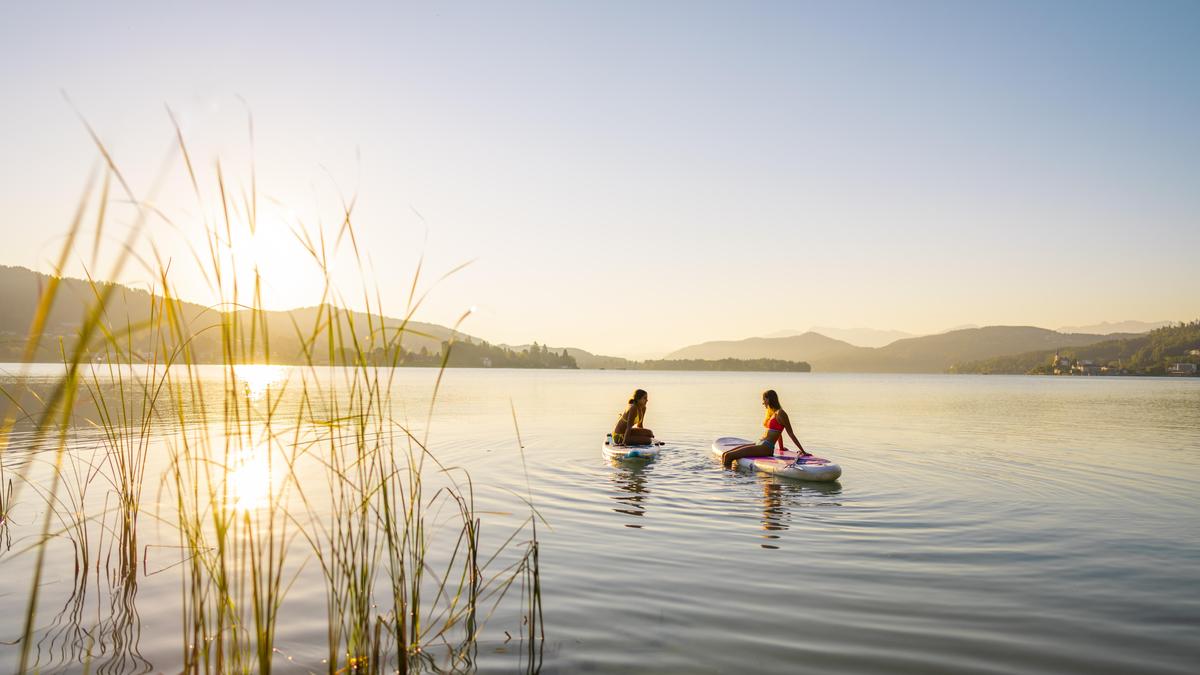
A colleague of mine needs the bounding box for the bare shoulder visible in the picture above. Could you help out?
[777,408,791,422]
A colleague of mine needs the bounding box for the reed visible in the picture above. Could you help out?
[0,107,545,673]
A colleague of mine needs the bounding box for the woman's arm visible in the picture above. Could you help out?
[623,404,638,428]
[779,410,808,455]
[613,405,634,437]
[634,403,646,428]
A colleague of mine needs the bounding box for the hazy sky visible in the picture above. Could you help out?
[2,1,1198,357]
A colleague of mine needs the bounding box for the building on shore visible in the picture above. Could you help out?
[1167,363,1198,376]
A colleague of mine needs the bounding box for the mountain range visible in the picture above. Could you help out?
[664,327,1145,373]
[763,327,916,348]
[0,265,475,363]
[764,321,1167,350]
[1055,320,1172,335]
[0,265,1171,373]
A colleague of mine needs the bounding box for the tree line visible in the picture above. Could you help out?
[636,358,811,372]
[350,340,578,369]
[952,321,1200,375]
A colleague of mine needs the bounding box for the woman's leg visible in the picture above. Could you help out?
[722,443,773,467]
[612,419,628,445]
[626,428,654,445]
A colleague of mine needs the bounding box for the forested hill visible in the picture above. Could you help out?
[952,321,1200,375]
[394,341,578,369]
[506,344,811,372]
[1,265,1174,374]
[0,265,572,367]
[505,345,637,370]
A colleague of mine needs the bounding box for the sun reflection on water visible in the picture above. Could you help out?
[228,447,273,512]
[233,364,289,401]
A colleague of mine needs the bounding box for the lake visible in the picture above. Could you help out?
[1,366,1198,673]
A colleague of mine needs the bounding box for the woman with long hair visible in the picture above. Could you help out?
[612,389,654,446]
[720,389,809,467]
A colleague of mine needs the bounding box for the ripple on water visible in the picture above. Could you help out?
[4,370,1198,674]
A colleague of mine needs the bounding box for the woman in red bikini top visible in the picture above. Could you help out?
[719,389,810,467]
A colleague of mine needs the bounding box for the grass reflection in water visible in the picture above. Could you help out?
[0,113,544,674]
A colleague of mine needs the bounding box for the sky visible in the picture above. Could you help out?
[1,1,1198,358]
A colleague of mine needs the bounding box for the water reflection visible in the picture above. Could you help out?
[31,517,151,673]
[4,367,1197,674]
[759,480,787,548]
[756,477,842,549]
[228,444,273,512]
[0,478,11,552]
[232,364,289,402]
[93,566,150,675]
[607,461,652,527]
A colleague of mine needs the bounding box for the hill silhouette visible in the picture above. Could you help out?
[0,265,1153,373]
[666,332,865,363]
[953,321,1200,375]
[0,265,475,364]
[665,326,1137,373]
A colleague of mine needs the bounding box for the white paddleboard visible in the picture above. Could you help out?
[711,436,842,482]
[602,439,664,461]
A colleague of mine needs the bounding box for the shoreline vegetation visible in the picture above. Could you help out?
[0,112,544,673]
[950,321,1200,376]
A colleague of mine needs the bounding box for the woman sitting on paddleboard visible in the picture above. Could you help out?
[612,389,655,446]
[721,389,809,467]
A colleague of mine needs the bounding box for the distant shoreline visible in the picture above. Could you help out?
[0,361,812,374]
[5,361,1198,378]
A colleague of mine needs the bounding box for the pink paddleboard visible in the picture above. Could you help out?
[711,437,842,482]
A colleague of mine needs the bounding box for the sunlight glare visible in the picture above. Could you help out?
[228,447,272,512]
[234,364,289,401]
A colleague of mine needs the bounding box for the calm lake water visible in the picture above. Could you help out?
[2,366,1198,673]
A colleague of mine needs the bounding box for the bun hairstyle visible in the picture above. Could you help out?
[629,388,648,405]
[762,389,781,411]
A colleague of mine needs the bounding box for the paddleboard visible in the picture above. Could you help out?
[602,439,664,461]
[711,436,841,482]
